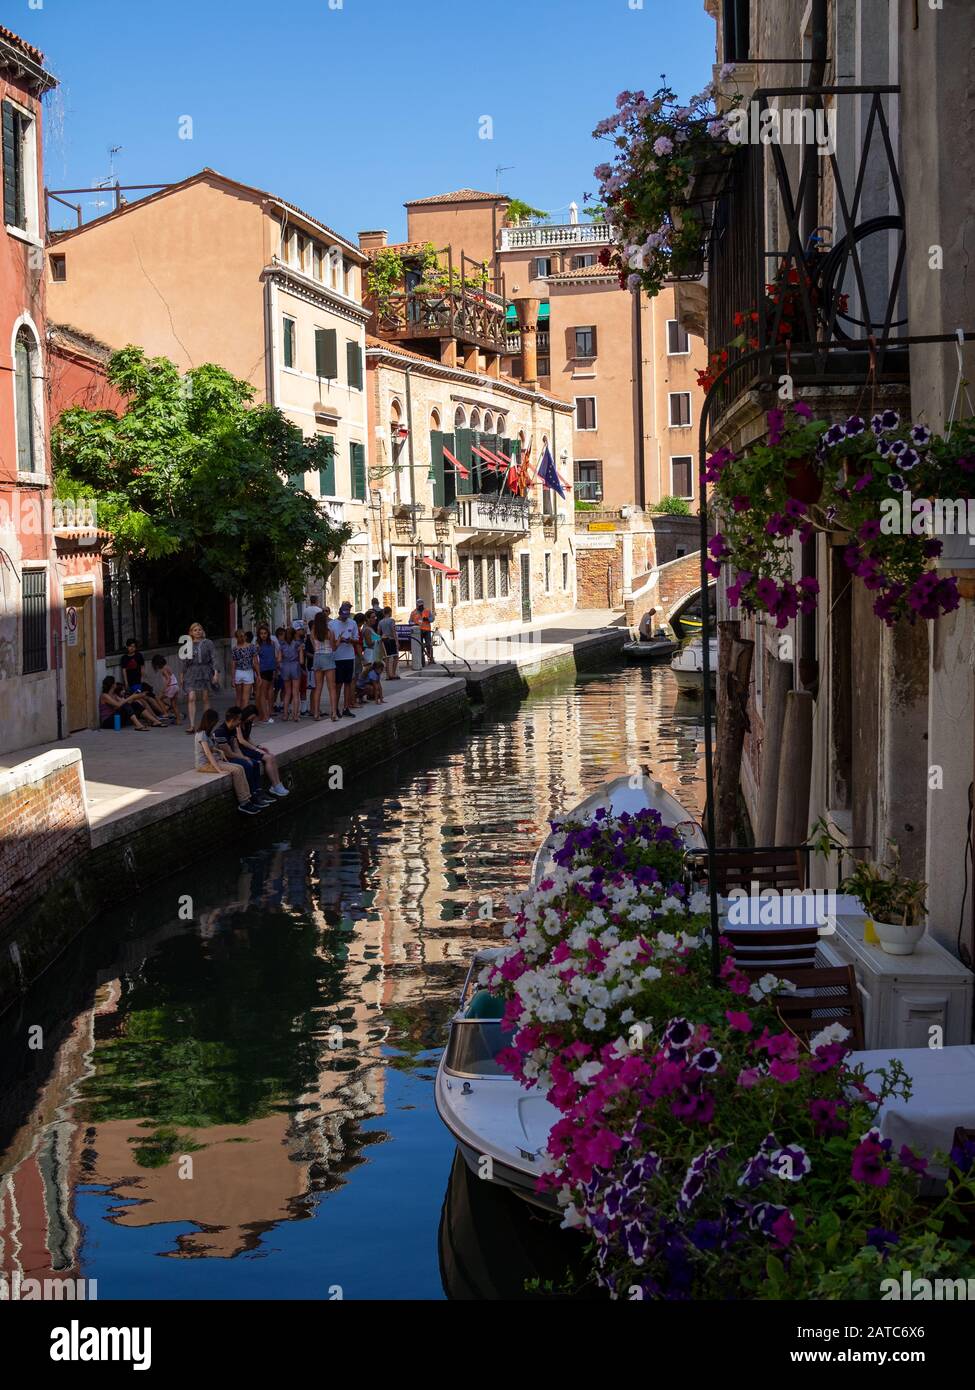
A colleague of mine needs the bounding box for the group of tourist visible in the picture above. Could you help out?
[98,597,424,811]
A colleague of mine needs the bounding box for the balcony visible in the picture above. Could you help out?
[574,480,604,503]
[500,223,612,251]
[503,330,550,355]
[455,494,534,538]
[703,83,908,426]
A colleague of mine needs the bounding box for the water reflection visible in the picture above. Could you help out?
[0,665,705,1299]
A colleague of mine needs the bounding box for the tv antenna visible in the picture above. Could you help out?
[495,164,514,193]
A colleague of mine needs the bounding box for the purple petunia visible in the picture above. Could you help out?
[823,424,846,448]
[845,415,866,437]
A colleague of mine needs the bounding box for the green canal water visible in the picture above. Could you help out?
[0,662,707,1300]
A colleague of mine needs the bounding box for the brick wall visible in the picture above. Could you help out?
[0,750,90,932]
[576,542,622,608]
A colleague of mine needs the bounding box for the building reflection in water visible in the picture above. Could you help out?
[0,665,706,1291]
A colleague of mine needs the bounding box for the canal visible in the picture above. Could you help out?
[0,662,707,1300]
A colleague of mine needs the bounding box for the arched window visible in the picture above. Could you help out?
[496,415,506,437]
[470,409,481,431]
[454,406,466,430]
[429,408,441,431]
[14,326,39,474]
[483,411,494,433]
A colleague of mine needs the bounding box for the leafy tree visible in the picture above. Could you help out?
[651,494,692,516]
[505,197,548,224]
[53,346,352,617]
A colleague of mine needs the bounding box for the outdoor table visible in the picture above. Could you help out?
[848,1045,975,1173]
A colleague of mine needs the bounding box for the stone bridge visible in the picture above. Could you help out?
[623,552,713,630]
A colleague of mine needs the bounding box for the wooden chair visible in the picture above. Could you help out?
[700,846,806,894]
[723,925,820,972]
[767,965,865,1051]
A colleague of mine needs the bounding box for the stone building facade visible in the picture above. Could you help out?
[365,339,575,636]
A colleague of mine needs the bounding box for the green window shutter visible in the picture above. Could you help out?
[470,429,483,493]
[283,317,295,368]
[288,468,306,490]
[455,428,473,495]
[318,434,335,496]
[315,328,337,379]
[430,430,445,508]
[2,103,22,229]
[346,340,363,389]
[351,441,366,500]
[442,431,456,505]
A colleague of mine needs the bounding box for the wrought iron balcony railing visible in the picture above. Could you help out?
[573,480,603,502]
[704,83,907,424]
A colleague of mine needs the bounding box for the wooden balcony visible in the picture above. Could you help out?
[378,288,508,355]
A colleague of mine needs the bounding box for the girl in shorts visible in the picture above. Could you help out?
[255,623,278,724]
[232,627,259,707]
[310,611,338,721]
[151,653,182,723]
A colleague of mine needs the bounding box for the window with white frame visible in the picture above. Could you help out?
[671,456,694,499]
[544,552,552,593]
[459,555,470,601]
[14,324,42,474]
[2,99,39,238]
[667,319,690,354]
[282,316,297,369]
[533,257,551,279]
[575,396,597,430]
[574,326,596,359]
[669,392,692,427]
[499,555,509,597]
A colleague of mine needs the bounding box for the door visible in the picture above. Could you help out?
[64,591,94,732]
[520,553,532,623]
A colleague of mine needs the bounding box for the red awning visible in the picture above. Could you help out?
[442,446,469,478]
[421,557,461,578]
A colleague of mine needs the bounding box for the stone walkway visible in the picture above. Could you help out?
[1,610,625,833]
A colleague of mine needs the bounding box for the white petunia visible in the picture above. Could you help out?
[583,1007,607,1031]
[809,1021,850,1051]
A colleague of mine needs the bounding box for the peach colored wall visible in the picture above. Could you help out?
[405,201,504,275]
[545,281,707,511]
[46,177,269,392]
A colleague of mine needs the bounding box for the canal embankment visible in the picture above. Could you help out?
[0,615,626,1013]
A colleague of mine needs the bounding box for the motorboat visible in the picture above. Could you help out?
[434,947,562,1213]
[531,771,706,885]
[671,637,718,693]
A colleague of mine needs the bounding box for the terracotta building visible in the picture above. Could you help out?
[0,27,58,754]
[360,224,575,634]
[45,168,371,624]
[399,190,708,512]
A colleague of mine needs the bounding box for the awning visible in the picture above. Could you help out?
[505,301,549,324]
[442,446,469,478]
[420,557,460,578]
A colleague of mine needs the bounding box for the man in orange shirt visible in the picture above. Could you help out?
[410,600,434,665]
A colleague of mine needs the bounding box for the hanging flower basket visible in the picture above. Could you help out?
[707,403,975,628]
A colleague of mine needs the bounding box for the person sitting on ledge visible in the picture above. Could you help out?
[194,709,266,815]
[235,704,289,797]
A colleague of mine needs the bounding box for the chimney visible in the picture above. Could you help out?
[358,229,387,251]
[513,296,540,389]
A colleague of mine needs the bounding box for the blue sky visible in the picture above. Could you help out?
[22,0,714,239]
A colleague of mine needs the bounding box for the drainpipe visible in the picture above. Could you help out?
[632,287,646,510]
[264,276,276,405]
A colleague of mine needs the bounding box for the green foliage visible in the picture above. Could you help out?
[505,198,548,224]
[651,494,692,516]
[53,346,351,618]
[841,844,927,926]
[367,246,405,314]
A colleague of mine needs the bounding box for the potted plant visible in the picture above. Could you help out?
[841,846,928,955]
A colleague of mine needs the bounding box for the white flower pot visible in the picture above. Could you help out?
[871,918,926,956]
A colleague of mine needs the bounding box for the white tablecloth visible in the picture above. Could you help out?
[850,1046,975,1169]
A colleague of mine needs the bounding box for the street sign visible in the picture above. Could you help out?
[587,521,617,532]
[65,606,78,647]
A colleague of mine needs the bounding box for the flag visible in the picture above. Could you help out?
[442,446,469,479]
[513,438,533,496]
[537,445,566,498]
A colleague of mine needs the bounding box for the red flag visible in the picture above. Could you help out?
[442,446,469,478]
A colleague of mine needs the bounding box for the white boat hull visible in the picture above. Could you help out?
[435,1061,561,1212]
[531,773,705,885]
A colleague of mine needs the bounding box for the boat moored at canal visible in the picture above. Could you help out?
[434,947,561,1212]
[671,638,718,694]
